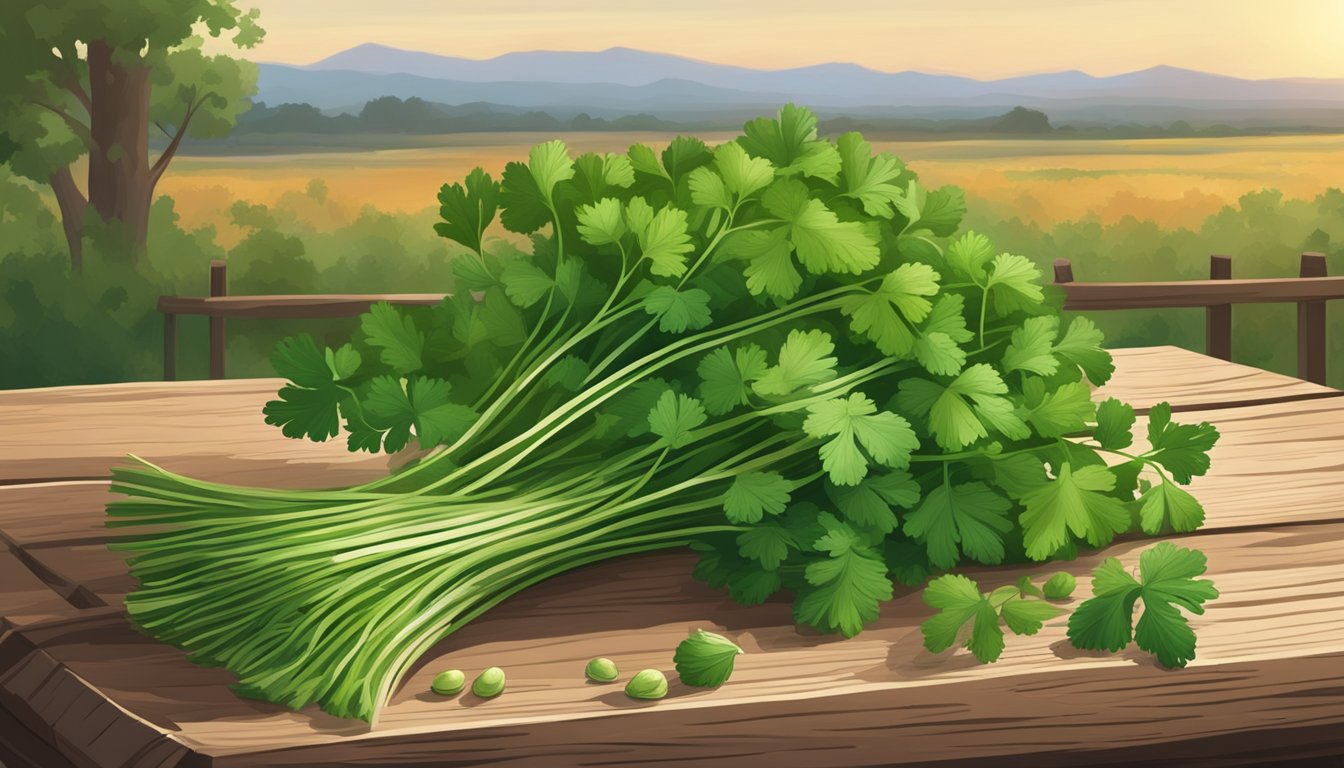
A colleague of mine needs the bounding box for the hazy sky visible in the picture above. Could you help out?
[222,0,1344,80]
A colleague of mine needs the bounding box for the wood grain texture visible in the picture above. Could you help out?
[1,347,1343,766]
[1100,346,1340,412]
[0,379,402,486]
[1,523,1342,767]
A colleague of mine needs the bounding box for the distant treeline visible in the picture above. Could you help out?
[234,97,695,134]
[226,98,1330,141]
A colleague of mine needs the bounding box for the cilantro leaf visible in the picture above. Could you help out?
[648,390,707,449]
[713,140,775,200]
[1002,316,1060,376]
[723,471,792,524]
[984,253,1044,316]
[736,523,793,570]
[1024,380,1096,438]
[920,574,1004,663]
[1093,397,1136,450]
[999,595,1064,636]
[739,104,823,172]
[897,364,1029,451]
[1019,463,1131,560]
[913,331,966,376]
[264,335,358,442]
[753,329,837,396]
[500,259,556,308]
[793,537,892,637]
[839,263,942,356]
[434,167,498,255]
[836,132,906,217]
[637,205,695,278]
[1138,480,1205,534]
[945,231,994,283]
[1067,542,1218,668]
[674,629,744,688]
[825,471,920,534]
[1055,317,1115,385]
[727,228,802,299]
[697,344,767,415]
[903,481,1013,567]
[763,179,880,276]
[919,186,968,237]
[628,143,671,181]
[1144,402,1220,484]
[361,302,424,374]
[922,293,975,344]
[575,197,627,246]
[803,393,919,486]
[361,376,477,452]
[642,286,712,333]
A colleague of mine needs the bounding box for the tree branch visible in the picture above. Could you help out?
[53,46,92,114]
[149,91,212,188]
[33,99,95,148]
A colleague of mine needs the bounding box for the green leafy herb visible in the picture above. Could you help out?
[109,105,1219,725]
[1067,542,1219,668]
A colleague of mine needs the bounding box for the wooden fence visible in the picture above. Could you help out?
[159,254,1344,384]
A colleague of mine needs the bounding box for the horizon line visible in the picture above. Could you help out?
[255,42,1344,84]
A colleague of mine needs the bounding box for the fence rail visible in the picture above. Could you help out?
[159,254,1342,384]
[1054,252,1340,384]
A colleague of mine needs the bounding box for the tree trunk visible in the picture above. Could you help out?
[86,40,152,257]
[49,165,87,273]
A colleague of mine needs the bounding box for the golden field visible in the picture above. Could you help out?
[156,133,1344,245]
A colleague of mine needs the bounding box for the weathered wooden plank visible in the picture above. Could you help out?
[1,522,1342,767]
[0,347,1333,489]
[0,379,400,486]
[1100,346,1339,412]
[157,293,446,318]
[0,548,77,631]
[1060,274,1344,309]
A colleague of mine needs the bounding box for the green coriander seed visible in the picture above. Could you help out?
[585,657,619,682]
[430,669,466,696]
[472,666,506,698]
[624,668,668,700]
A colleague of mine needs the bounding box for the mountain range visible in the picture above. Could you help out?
[256,44,1344,122]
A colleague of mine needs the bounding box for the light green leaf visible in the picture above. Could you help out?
[913,331,966,376]
[803,393,919,486]
[763,179,880,275]
[575,197,627,246]
[1055,316,1115,385]
[528,139,575,208]
[946,231,994,283]
[1093,397,1136,450]
[698,344,768,415]
[903,481,1013,568]
[1002,316,1060,376]
[837,131,906,217]
[794,542,892,637]
[713,140,775,199]
[1019,463,1132,560]
[499,259,555,308]
[728,228,802,299]
[641,286,712,333]
[753,329,837,396]
[723,471,792,524]
[1138,481,1205,534]
[361,302,424,374]
[1025,380,1096,437]
[985,253,1044,316]
[638,205,695,277]
[647,390,707,449]
[736,524,793,570]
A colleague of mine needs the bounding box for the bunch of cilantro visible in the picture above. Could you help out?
[108,105,1218,724]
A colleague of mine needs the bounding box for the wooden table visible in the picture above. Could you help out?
[1,346,1342,768]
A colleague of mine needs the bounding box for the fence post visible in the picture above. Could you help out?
[1053,259,1074,284]
[1206,255,1232,361]
[209,260,227,380]
[1298,253,1327,385]
[163,313,177,381]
